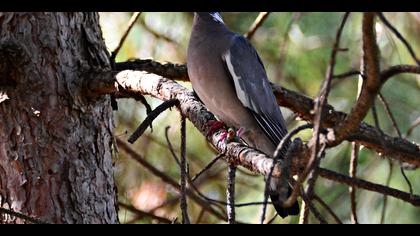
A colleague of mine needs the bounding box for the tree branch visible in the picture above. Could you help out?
[115,137,228,222]
[318,168,420,206]
[118,202,175,224]
[330,13,381,146]
[90,70,311,178]
[0,207,48,224]
[244,12,270,40]
[88,69,419,205]
[111,12,141,61]
[106,59,420,168]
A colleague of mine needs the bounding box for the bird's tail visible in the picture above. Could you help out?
[268,177,300,218]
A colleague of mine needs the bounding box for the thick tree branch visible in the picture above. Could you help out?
[108,59,419,168]
[90,70,310,178]
[115,59,188,80]
[330,13,381,146]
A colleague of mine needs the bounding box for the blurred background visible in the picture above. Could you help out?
[99,12,420,224]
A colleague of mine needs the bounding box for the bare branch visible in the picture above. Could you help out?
[111,12,141,60]
[139,16,181,47]
[89,69,419,207]
[300,187,328,224]
[164,126,181,166]
[380,160,393,224]
[180,114,190,224]
[128,99,179,144]
[304,13,350,215]
[312,194,343,224]
[299,200,309,224]
[406,116,420,138]
[244,12,270,40]
[318,168,420,206]
[378,93,402,137]
[377,12,420,65]
[349,143,359,224]
[191,154,224,182]
[0,207,48,224]
[115,137,228,222]
[330,13,381,146]
[118,202,175,224]
[115,59,188,80]
[227,164,236,224]
[102,61,420,167]
[380,65,420,84]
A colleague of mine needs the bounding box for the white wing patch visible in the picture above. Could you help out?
[210,12,224,24]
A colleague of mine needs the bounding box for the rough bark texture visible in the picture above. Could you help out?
[0,13,118,223]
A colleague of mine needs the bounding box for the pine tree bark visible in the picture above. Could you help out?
[0,13,118,224]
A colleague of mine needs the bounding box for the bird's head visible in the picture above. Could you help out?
[196,12,224,24]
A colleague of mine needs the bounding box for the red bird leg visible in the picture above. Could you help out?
[206,120,226,137]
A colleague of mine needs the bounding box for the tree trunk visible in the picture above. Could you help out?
[0,12,118,224]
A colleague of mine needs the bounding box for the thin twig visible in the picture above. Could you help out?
[111,12,141,60]
[128,99,179,144]
[227,164,236,224]
[318,168,420,206]
[261,124,312,224]
[115,91,153,116]
[312,194,343,224]
[377,12,420,65]
[306,13,350,209]
[377,92,414,219]
[371,100,392,224]
[195,208,206,224]
[118,202,175,224]
[277,13,302,83]
[164,126,181,166]
[179,114,190,224]
[333,70,363,80]
[116,137,228,222]
[300,187,328,224]
[378,93,402,137]
[349,142,359,224]
[139,16,182,47]
[191,154,224,182]
[245,12,270,40]
[298,199,309,224]
[0,207,48,224]
[406,116,420,137]
[380,160,393,224]
[267,213,278,224]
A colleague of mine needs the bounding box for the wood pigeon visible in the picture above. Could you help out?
[187,12,299,218]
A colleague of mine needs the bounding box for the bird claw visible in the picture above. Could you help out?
[207,120,243,144]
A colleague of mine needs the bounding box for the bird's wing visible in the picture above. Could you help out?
[222,34,288,148]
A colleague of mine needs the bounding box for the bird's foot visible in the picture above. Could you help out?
[218,128,238,144]
[225,127,241,143]
[207,120,243,144]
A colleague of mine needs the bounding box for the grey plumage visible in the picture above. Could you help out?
[187,12,299,218]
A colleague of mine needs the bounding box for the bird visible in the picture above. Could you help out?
[187,12,299,218]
